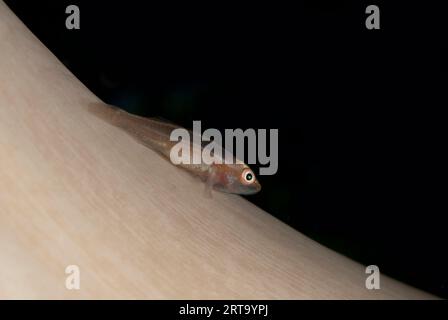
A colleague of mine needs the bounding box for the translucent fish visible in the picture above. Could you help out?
[88,103,261,195]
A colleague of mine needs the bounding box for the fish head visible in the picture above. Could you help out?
[212,163,261,195]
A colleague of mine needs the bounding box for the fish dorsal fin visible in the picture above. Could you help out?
[151,116,179,126]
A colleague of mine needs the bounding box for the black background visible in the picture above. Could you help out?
[4,0,446,297]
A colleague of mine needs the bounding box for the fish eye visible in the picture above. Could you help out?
[241,169,255,185]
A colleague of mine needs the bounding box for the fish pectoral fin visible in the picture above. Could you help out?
[202,166,219,198]
[203,182,214,199]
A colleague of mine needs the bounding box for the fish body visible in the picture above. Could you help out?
[89,103,261,195]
